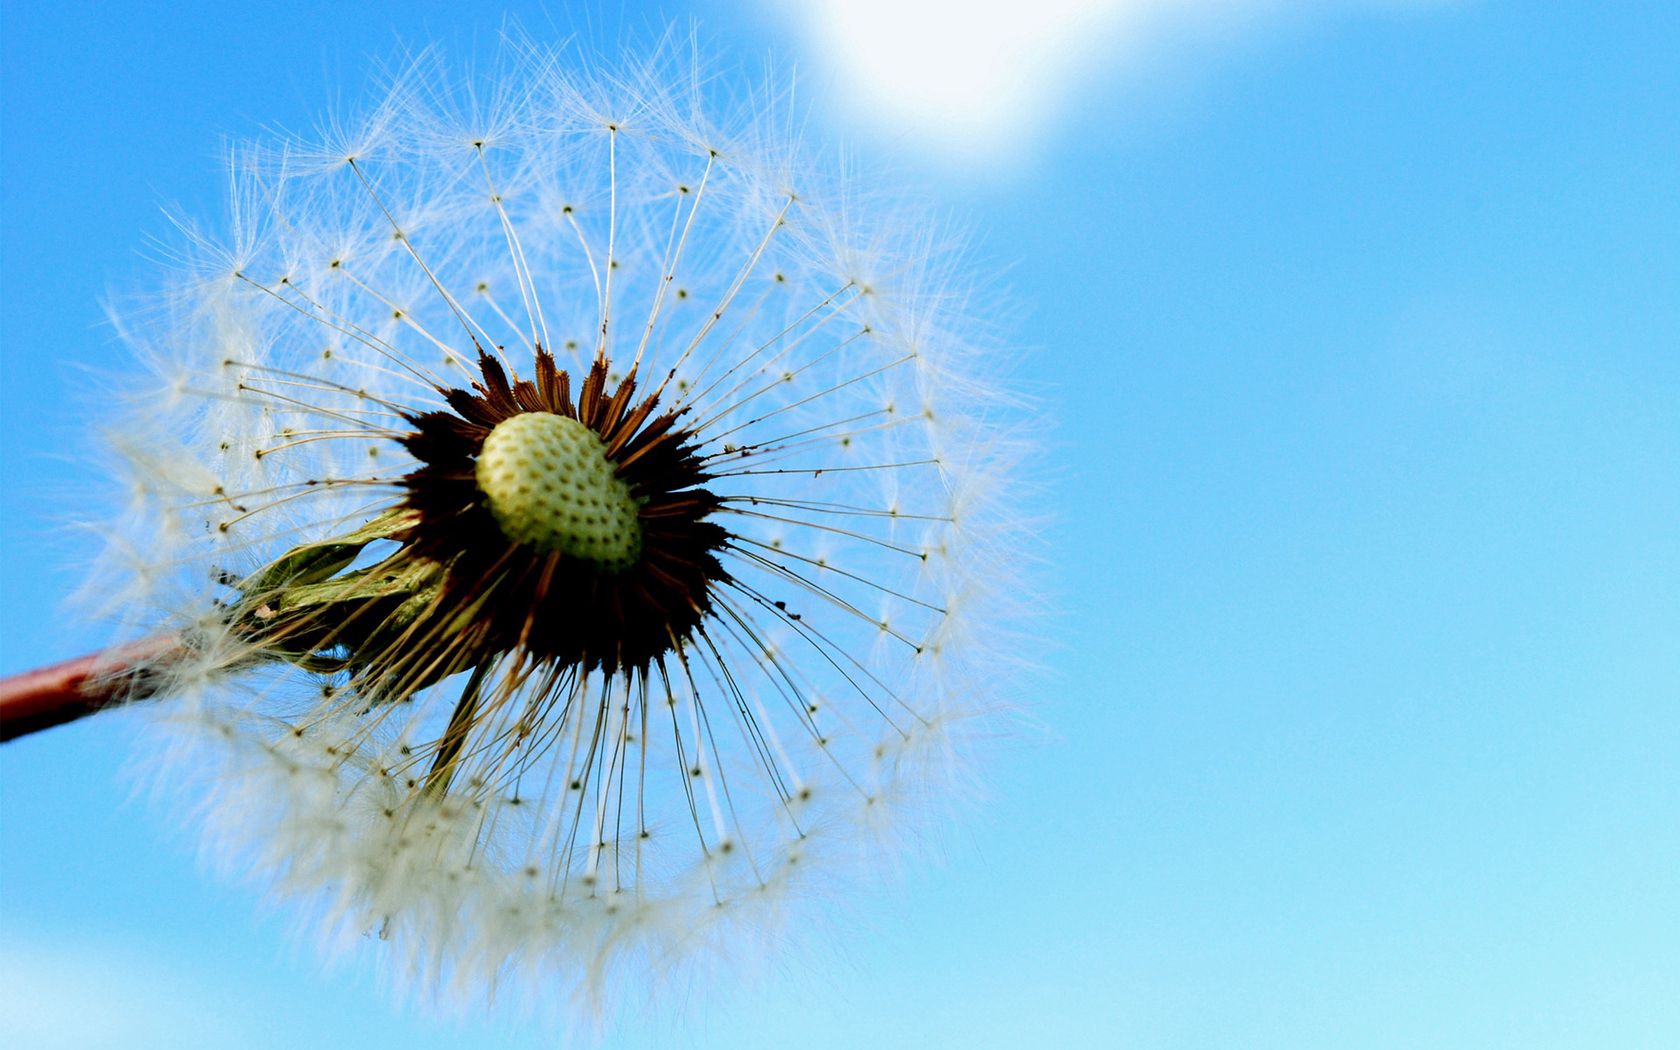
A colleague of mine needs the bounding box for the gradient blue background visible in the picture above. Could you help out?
[3,2,1676,1046]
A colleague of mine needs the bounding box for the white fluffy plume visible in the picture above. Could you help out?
[98,34,1030,1025]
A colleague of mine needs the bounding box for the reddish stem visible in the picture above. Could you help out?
[0,634,183,742]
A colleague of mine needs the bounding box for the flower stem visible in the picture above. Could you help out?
[0,634,183,742]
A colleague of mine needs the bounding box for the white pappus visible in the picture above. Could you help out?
[92,35,1031,1024]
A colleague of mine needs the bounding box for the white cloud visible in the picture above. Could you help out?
[788,0,1127,155]
[768,0,1448,165]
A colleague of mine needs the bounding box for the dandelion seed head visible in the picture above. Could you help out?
[100,32,1030,1023]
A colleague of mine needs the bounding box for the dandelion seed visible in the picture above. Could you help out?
[0,37,1028,1022]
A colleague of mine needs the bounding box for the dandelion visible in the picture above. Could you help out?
[1,38,1026,1020]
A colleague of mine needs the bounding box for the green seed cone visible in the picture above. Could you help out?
[474,412,643,571]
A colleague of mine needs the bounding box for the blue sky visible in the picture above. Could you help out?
[2,2,1677,1047]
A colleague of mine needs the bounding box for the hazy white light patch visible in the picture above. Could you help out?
[786,0,1128,154]
[772,0,1455,164]
[0,939,244,1050]
[784,0,1133,160]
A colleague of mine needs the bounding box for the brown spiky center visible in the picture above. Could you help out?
[231,349,729,693]
[397,349,729,676]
